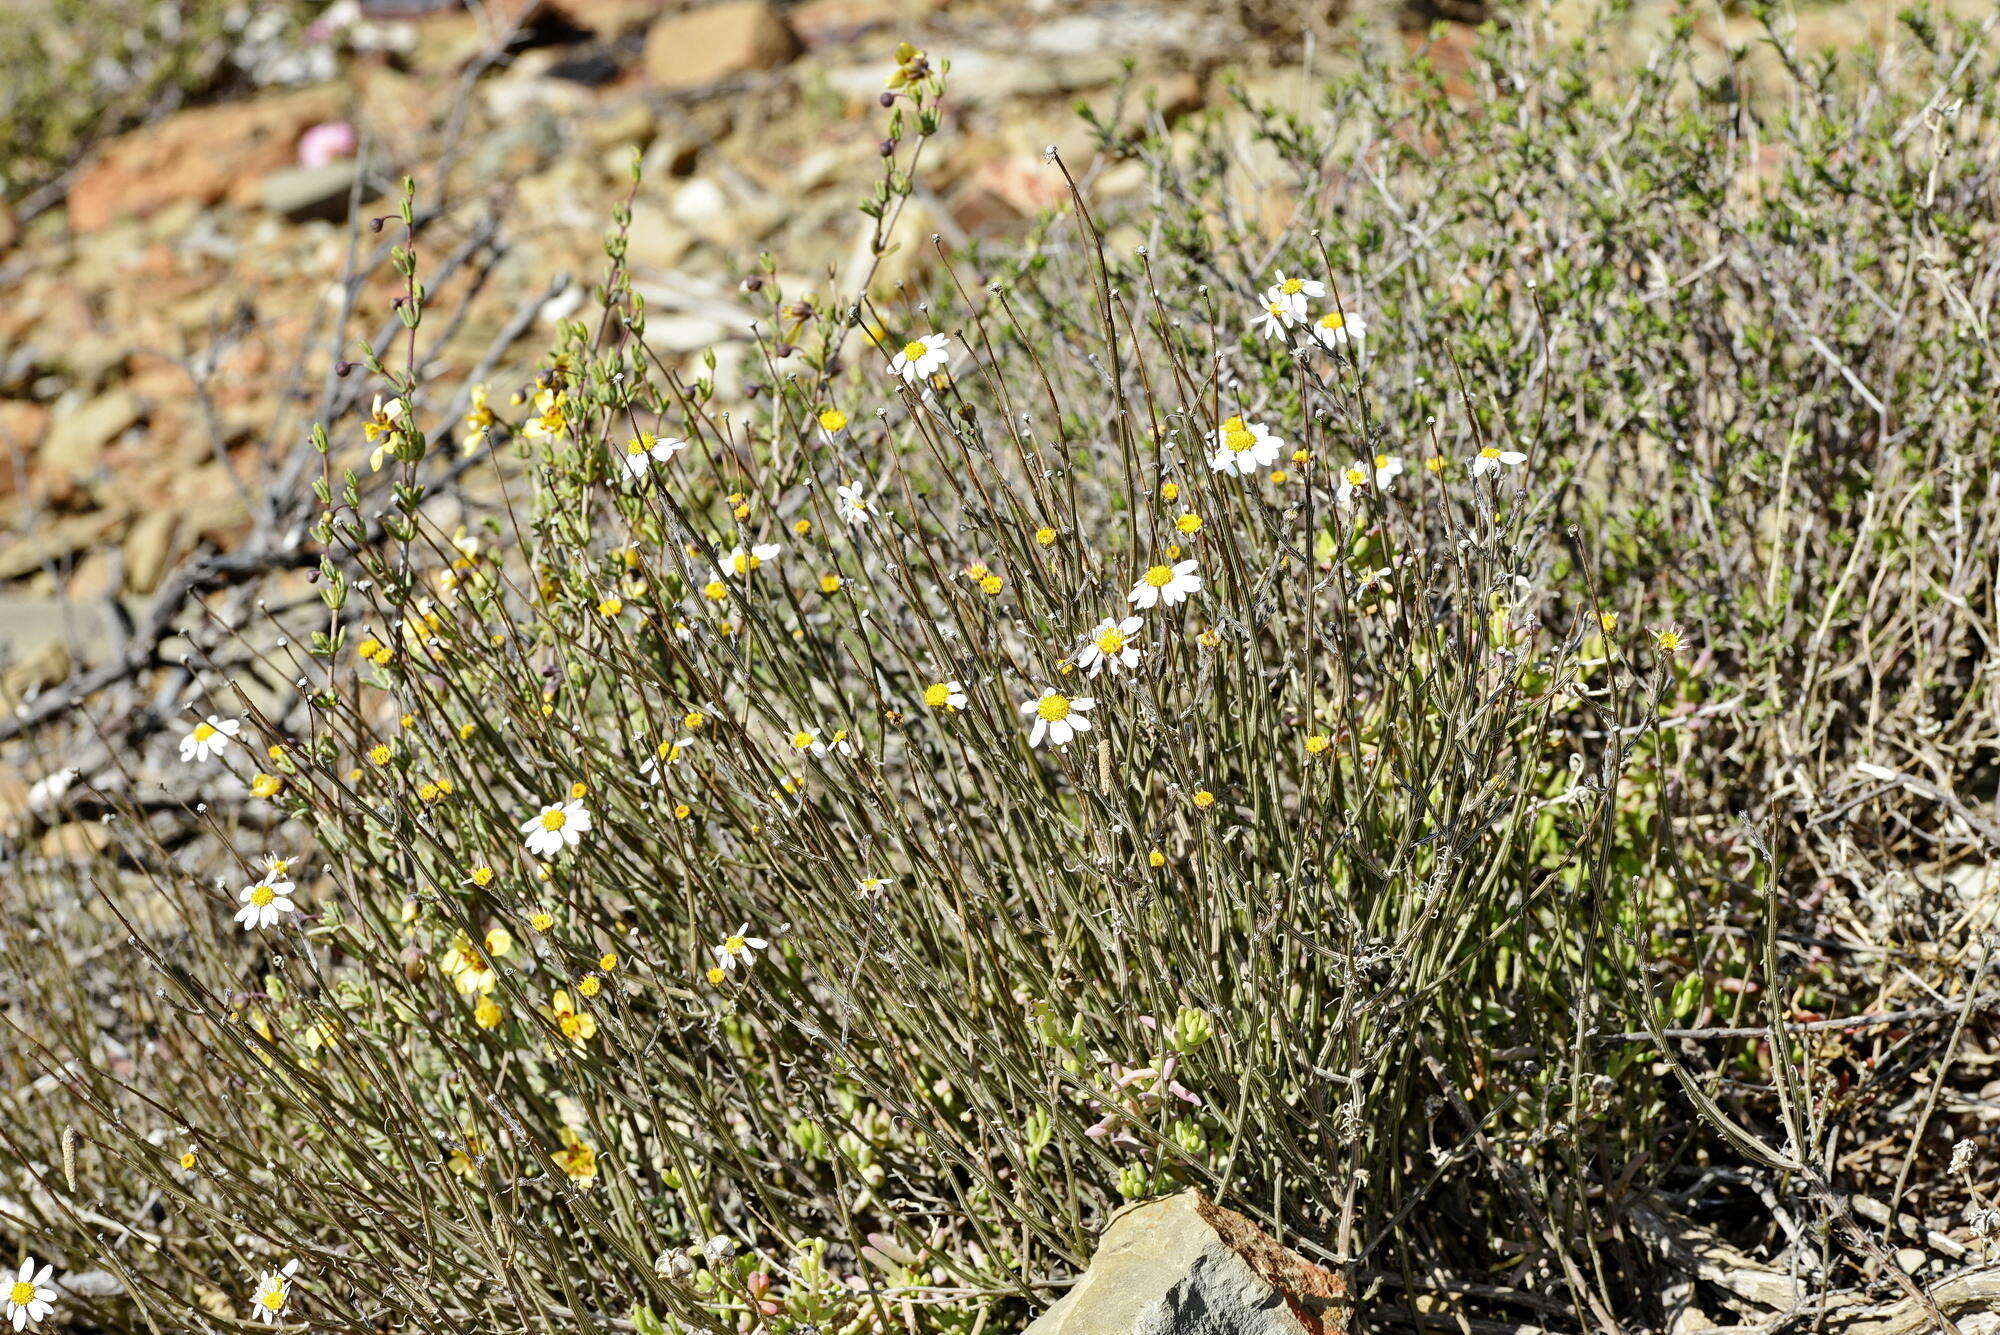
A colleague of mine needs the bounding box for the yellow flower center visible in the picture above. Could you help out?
[11,1282,37,1305]
[250,885,276,908]
[1281,277,1304,294]
[1094,628,1127,654]
[923,683,952,708]
[901,340,927,362]
[1266,302,1284,317]
[790,731,816,750]
[1036,695,1072,722]
[1345,467,1367,486]
[1375,454,1390,468]
[193,723,217,742]
[1224,428,1256,453]
[1480,446,1503,460]
[725,936,747,954]
[1143,564,1174,588]
[260,1284,286,1310]
[626,436,650,455]
[540,810,567,831]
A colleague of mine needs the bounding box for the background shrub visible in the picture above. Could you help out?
[3,11,1996,1333]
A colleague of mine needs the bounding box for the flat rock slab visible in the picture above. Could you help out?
[1026,1192,1346,1335]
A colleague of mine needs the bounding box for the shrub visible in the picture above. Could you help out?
[3,11,1997,1334]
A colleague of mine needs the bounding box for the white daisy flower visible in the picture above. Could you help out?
[1128,559,1202,610]
[786,726,852,758]
[1250,298,1294,340]
[638,737,694,783]
[617,432,688,481]
[716,543,782,580]
[178,715,242,764]
[1335,459,1371,507]
[889,332,952,384]
[1372,453,1404,487]
[713,924,769,971]
[1208,416,1284,477]
[1076,616,1144,676]
[1470,446,1528,477]
[1311,310,1367,349]
[920,680,967,711]
[5,1258,57,1331]
[1264,270,1325,320]
[250,1260,299,1325]
[521,799,591,857]
[858,876,890,897]
[834,479,874,527]
[1022,689,1095,748]
[235,874,298,931]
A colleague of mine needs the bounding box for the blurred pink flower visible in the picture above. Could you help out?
[298,121,358,170]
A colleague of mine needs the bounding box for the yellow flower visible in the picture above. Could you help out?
[570,781,588,799]
[673,803,692,820]
[530,911,555,932]
[819,573,843,594]
[1161,482,1179,501]
[178,1148,197,1169]
[979,574,1003,595]
[1304,734,1331,755]
[447,1132,484,1177]
[369,744,393,765]
[553,1125,597,1188]
[1270,469,1288,484]
[703,580,728,601]
[470,865,495,887]
[1599,611,1619,632]
[1192,790,1216,809]
[793,518,812,536]
[549,989,596,1045]
[1424,456,1447,475]
[249,773,283,798]
[706,965,727,986]
[473,996,503,1029]
[485,927,514,958]
[577,975,602,998]
[1652,626,1686,654]
[683,711,706,730]
[400,713,416,729]
[1175,513,1202,535]
[597,597,623,617]
[1035,526,1057,546]
[817,408,848,433]
[598,952,618,971]
[1147,849,1166,868]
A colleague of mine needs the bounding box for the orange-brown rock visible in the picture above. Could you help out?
[641,1,800,91]
[67,85,351,233]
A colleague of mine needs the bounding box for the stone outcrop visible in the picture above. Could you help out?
[1024,1192,1346,1335]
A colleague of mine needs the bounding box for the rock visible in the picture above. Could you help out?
[41,389,142,490]
[624,212,694,270]
[262,161,368,222]
[1024,1192,1346,1335]
[586,102,658,153]
[548,0,663,38]
[123,509,178,595]
[642,1,800,91]
[67,85,350,232]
